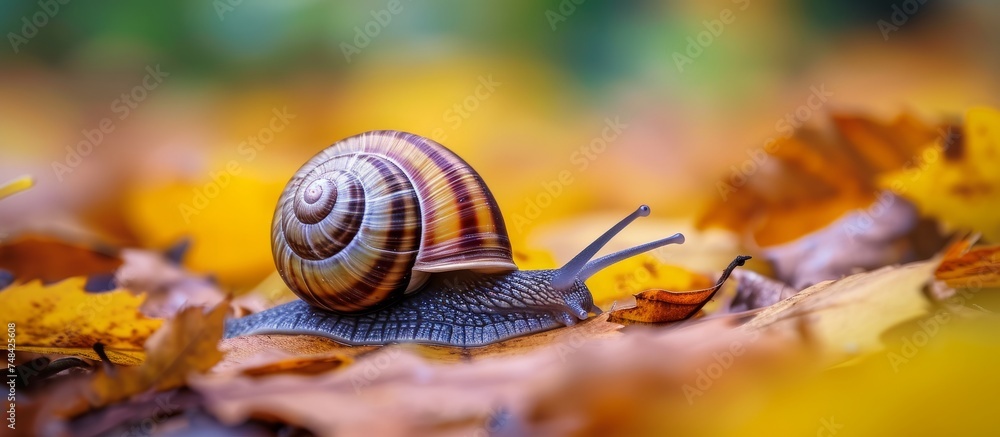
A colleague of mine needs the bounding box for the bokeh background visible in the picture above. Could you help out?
[2,0,998,290]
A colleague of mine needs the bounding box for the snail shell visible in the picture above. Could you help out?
[272,130,516,313]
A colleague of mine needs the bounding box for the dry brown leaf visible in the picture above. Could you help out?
[608,255,750,324]
[0,235,122,286]
[745,259,941,362]
[934,244,1000,289]
[0,277,161,362]
[191,316,797,437]
[698,111,941,247]
[72,302,227,414]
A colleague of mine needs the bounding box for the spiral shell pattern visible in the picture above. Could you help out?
[272,130,515,313]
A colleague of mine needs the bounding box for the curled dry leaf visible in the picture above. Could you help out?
[0,277,161,363]
[585,253,715,309]
[934,244,1000,289]
[608,255,750,324]
[745,259,941,363]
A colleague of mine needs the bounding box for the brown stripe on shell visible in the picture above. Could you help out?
[356,131,515,273]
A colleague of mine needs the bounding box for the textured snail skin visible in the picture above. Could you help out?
[223,270,595,347]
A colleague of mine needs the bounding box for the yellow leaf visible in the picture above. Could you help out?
[746,259,940,363]
[0,175,33,200]
[84,303,227,409]
[0,278,161,357]
[882,107,1000,240]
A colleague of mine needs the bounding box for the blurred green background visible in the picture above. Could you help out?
[2,0,998,287]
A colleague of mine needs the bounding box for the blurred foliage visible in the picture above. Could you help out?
[2,0,999,286]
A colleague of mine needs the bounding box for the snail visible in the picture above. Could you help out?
[224,130,685,347]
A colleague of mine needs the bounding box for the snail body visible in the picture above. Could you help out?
[224,131,684,347]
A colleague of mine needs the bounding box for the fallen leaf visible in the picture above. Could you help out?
[586,254,715,308]
[882,107,1000,240]
[76,302,227,413]
[698,111,940,246]
[934,244,1000,288]
[0,175,34,200]
[745,259,941,362]
[14,347,145,366]
[0,235,123,285]
[191,316,799,437]
[609,255,750,324]
[0,277,161,361]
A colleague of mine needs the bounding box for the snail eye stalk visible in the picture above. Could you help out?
[551,205,685,290]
